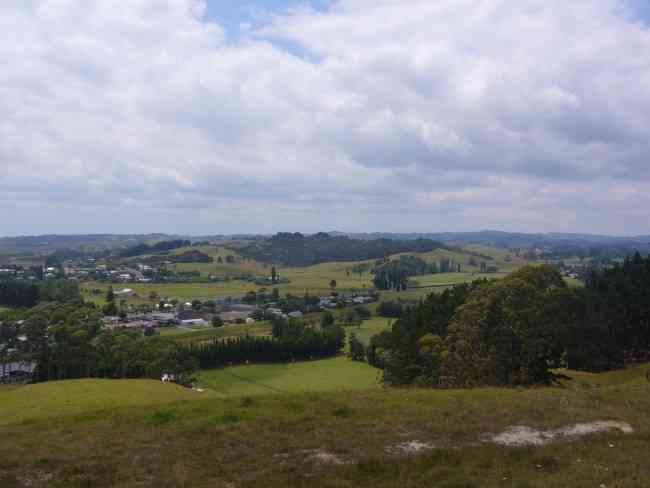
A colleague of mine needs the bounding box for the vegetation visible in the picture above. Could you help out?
[370,256,650,387]
[0,363,649,486]
[3,302,197,382]
[118,239,191,257]
[0,279,80,309]
[191,318,345,369]
[235,232,450,266]
[0,379,202,427]
[196,356,379,397]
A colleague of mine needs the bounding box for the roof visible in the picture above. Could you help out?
[220,311,250,322]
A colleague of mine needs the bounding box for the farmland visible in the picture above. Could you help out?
[159,321,272,343]
[80,243,525,306]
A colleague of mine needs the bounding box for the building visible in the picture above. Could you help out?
[220,311,250,323]
[181,319,208,327]
[0,361,35,384]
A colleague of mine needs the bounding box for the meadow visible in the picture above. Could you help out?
[196,356,381,397]
[0,362,648,487]
[0,379,204,427]
[159,321,272,344]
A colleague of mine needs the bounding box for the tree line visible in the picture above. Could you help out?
[372,256,462,291]
[366,254,650,387]
[0,279,81,309]
[190,317,345,369]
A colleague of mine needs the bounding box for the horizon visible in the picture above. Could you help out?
[2,228,650,240]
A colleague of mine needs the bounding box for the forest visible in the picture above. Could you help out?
[0,279,81,309]
[367,254,650,387]
[234,232,450,266]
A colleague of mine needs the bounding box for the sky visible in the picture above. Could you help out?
[1,0,650,237]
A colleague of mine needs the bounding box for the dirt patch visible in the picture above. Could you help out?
[385,440,436,455]
[17,470,54,487]
[300,449,351,466]
[490,421,634,447]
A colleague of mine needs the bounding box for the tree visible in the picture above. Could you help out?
[320,310,335,328]
[271,266,278,284]
[354,305,371,320]
[106,287,115,303]
[348,333,366,361]
[212,316,224,328]
[442,265,568,387]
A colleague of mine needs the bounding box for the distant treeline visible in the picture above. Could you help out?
[235,232,450,266]
[372,256,462,291]
[0,279,80,309]
[190,317,345,369]
[366,254,650,387]
[118,240,191,258]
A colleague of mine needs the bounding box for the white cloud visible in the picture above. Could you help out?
[1,0,650,235]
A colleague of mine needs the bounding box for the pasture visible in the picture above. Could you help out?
[346,317,393,345]
[160,322,272,343]
[196,356,381,397]
[1,363,649,487]
[0,379,204,427]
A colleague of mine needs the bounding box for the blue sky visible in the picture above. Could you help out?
[204,0,332,37]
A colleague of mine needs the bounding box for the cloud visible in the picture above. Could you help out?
[1,0,650,235]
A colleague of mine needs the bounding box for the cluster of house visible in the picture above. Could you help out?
[0,266,40,280]
[319,294,374,309]
[102,302,261,330]
[64,262,155,283]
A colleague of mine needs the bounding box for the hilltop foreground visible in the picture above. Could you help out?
[1,363,649,487]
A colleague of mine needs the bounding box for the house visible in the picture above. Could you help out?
[0,361,35,384]
[181,318,208,327]
[220,311,250,323]
[177,310,206,321]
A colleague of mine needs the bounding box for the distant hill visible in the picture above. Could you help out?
[232,232,451,266]
[331,230,650,251]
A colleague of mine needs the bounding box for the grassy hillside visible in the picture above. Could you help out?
[0,379,204,427]
[0,363,648,487]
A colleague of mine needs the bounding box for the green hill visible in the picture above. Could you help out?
[0,379,205,427]
[0,362,648,487]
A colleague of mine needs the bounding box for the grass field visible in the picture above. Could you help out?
[160,322,272,343]
[1,363,649,487]
[345,317,393,345]
[196,356,382,397]
[0,379,205,427]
